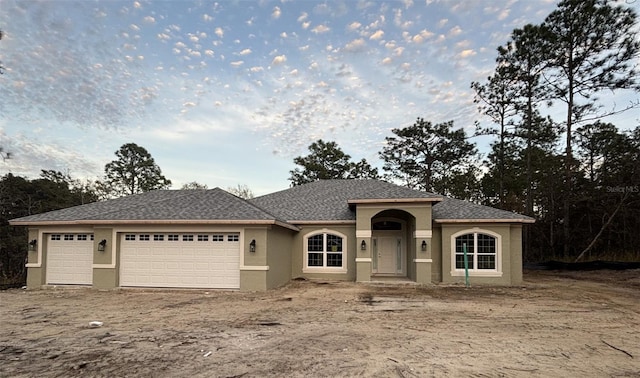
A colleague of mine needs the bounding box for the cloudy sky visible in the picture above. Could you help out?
[1,0,638,195]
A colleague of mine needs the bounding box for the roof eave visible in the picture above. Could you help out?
[9,219,301,231]
[434,218,535,224]
[289,220,356,225]
[348,197,443,204]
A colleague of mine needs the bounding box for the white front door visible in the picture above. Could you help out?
[373,234,404,275]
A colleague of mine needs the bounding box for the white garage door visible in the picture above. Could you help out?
[120,233,240,289]
[47,233,94,285]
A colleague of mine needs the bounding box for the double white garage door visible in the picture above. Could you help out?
[120,233,240,289]
[46,232,240,289]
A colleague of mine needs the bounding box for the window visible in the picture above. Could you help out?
[227,234,239,242]
[304,231,347,272]
[51,234,61,241]
[182,235,194,242]
[168,234,179,241]
[212,234,224,242]
[154,234,164,241]
[139,234,150,241]
[64,234,74,241]
[452,230,501,276]
[125,234,136,241]
[197,235,208,242]
[77,234,88,241]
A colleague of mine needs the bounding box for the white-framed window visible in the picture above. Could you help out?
[168,234,179,241]
[51,234,61,241]
[227,234,239,242]
[183,235,194,242]
[303,230,347,273]
[197,235,208,242]
[451,229,502,277]
[139,234,150,241]
[125,234,135,241]
[77,234,88,241]
[212,234,224,242]
[64,234,74,241]
[154,234,164,241]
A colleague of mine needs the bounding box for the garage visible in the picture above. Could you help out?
[120,232,241,289]
[46,233,94,285]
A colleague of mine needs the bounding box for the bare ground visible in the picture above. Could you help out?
[1,270,639,378]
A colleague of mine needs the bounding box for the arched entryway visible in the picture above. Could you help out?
[371,210,416,277]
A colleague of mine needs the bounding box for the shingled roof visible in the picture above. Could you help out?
[432,197,534,223]
[9,188,290,227]
[250,179,442,222]
[10,179,533,226]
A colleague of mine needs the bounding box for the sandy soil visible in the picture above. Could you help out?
[1,270,639,378]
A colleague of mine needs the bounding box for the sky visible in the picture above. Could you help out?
[1,0,638,195]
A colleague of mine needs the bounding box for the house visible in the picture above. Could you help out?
[9,179,534,290]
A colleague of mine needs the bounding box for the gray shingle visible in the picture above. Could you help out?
[432,197,534,222]
[10,188,281,223]
[250,179,441,221]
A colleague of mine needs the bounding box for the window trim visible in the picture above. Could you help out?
[450,229,503,277]
[303,229,348,274]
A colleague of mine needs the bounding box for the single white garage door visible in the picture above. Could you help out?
[47,233,94,285]
[120,233,240,289]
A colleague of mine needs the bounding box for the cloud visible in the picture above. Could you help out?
[312,25,330,34]
[458,49,476,58]
[230,60,244,67]
[239,48,252,55]
[272,6,281,19]
[370,30,384,40]
[347,21,361,31]
[143,16,155,24]
[271,55,287,65]
[411,29,433,44]
[449,26,463,37]
[214,27,224,38]
[344,38,366,52]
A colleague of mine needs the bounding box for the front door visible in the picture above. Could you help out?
[373,233,404,275]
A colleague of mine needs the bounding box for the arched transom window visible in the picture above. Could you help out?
[304,231,347,272]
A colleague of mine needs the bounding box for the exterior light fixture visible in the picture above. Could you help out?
[28,239,37,251]
[98,239,107,252]
[249,239,256,253]
[421,240,427,252]
[360,240,367,251]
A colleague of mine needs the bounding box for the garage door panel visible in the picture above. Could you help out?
[120,233,240,289]
[47,234,94,285]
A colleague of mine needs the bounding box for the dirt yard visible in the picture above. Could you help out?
[1,270,639,378]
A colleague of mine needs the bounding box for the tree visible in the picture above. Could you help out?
[540,0,640,255]
[289,140,379,186]
[103,143,171,197]
[181,181,208,190]
[379,118,477,193]
[226,184,254,199]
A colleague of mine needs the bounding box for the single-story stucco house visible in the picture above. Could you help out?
[9,179,534,290]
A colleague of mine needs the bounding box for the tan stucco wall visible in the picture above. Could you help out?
[93,227,116,289]
[439,223,522,285]
[26,228,44,288]
[265,226,295,289]
[430,226,443,282]
[291,225,356,281]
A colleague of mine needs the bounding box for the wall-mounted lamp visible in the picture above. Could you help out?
[28,239,37,251]
[421,240,427,252]
[360,240,367,251]
[98,239,107,252]
[249,239,256,253]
